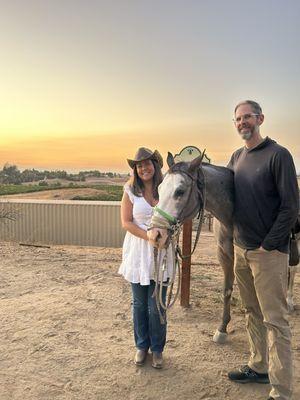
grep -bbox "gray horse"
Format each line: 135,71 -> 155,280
148,154 -> 234,343
148,153 -> 299,343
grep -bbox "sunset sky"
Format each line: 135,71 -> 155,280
1,0 -> 299,173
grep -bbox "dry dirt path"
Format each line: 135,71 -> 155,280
1,188 -> 106,200
0,233 -> 299,400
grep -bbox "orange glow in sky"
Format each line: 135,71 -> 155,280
1,2 -> 299,172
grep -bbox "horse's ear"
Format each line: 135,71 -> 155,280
188,149 -> 206,173
167,152 -> 175,168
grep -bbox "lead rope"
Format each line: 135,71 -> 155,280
177,205 -> 205,260
153,231 -> 182,324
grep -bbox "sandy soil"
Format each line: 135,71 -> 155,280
0,233 -> 299,400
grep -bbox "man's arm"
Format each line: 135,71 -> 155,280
261,149 -> 299,250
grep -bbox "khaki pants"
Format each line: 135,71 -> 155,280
234,245 -> 293,400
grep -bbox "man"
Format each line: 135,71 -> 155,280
227,100 -> 299,400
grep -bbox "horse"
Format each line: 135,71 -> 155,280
147,153 -> 299,343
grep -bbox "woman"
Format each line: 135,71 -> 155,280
119,147 -> 173,369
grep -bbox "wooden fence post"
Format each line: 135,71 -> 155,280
180,219 -> 192,307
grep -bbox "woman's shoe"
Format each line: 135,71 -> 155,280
134,349 -> 148,366
152,352 -> 163,369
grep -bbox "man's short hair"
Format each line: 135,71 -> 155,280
234,100 -> 262,115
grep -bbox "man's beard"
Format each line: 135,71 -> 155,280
240,130 -> 252,140
239,125 -> 258,141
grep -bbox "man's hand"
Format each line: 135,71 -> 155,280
258,246 -> 268,252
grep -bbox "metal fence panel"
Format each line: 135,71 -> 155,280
0,199 -> 125,248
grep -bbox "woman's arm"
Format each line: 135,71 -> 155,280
121,191 -> 148,241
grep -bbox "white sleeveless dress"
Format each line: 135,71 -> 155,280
118,184 -> 174,285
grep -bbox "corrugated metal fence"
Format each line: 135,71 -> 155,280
0,199 -> 125,248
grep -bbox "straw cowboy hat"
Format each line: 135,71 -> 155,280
127,147 -> 163,169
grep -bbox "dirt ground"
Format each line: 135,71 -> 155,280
0,233 -> 299,400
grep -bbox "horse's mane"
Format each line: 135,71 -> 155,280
168,162 -> 189,174
167,161 -> 233,178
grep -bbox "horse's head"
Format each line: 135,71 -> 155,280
147,152 -> 205,249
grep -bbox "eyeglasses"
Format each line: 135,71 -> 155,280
232,113 -> 260,123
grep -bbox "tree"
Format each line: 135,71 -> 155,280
21,169 -> 42,182
0,163 -> 22,184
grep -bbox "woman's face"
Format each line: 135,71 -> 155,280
136,159 -> 155,182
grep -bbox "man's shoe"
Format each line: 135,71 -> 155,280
228,365 -> 269,384
134,349 -> 147,366
152,352 -> 163,369
267,398 -> 274,400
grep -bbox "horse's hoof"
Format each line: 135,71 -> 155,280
213,330 -> 227,344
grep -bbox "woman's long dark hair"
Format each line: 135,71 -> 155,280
128,159 -> 163,199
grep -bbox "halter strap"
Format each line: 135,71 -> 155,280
153,206 -> 177,225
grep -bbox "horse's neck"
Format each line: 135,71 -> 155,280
202,165 -> 234,226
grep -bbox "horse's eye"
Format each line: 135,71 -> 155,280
174,188 -> 185,197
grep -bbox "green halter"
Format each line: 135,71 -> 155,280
153,206 -> 177,225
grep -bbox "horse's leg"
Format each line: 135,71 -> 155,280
287,237 -> 300,312
212,221 -> 234,344
287,266 -> 296,312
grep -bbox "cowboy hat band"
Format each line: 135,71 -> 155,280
127,147 -> 163,169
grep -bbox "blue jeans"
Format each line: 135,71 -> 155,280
131,280 -> 167,353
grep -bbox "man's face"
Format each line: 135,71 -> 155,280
234,104 -> 263,141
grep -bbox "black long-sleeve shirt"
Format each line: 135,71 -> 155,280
227,137 -> 299,253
